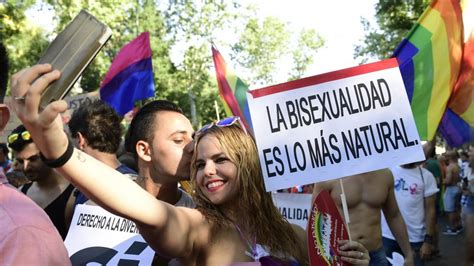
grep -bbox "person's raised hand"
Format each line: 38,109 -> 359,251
10,64 -> 69,159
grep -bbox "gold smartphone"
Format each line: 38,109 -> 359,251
38,10 -> 112,109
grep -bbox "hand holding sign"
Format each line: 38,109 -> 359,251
308,190 -> 370,266
308,190 -> 350,265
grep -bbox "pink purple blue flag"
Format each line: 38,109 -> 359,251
100,32 -> 155,116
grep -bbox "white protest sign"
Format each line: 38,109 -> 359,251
247,59 -> 425,191
65,205 -> 154,265
272,193 -> 312,229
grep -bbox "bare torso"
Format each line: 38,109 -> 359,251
141,216 -> 305,266
146,222 -> 267,266
313,169 -> 392,251
446,162 -> 460,185
192,228 -> 256,265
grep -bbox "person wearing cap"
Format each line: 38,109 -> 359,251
8,124 -> 75,239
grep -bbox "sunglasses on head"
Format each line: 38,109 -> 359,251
193,116 -> 247,140
8,131 -> 31,144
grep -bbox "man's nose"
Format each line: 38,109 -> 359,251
22,161 -> 29,171
184,140 -> 195,155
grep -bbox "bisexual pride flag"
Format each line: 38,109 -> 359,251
100,32 -> 155,116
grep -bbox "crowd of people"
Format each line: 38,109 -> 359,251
0,63 -> 472,266
286,142 -> 474,266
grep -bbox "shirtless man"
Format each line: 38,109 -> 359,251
8,124 -> 75,239
443,150 -> 462,234
313,169 -> 414,266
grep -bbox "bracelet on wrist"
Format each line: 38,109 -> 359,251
40,139 -> 74,168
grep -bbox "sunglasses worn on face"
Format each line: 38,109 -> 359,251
8,131 -> 31,144
193,116 -> 247,140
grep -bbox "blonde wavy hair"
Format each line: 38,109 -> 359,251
190,122 -> 306,264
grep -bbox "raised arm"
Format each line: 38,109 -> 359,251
10,64 -> 206,258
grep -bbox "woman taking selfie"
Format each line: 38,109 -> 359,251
10,64 -> 369,265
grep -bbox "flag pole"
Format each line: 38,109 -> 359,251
339,178 -> 352,241
214,100 -> 220,120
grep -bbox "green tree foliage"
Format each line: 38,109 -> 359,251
232,17 -> 290,85
0,0 -> 49,100
47,0 -> 174,94
6,1 -> 325,125
354,0 -> 429,63
289,28 -> 324,80
232,16 -> 324,85
161,0 -> 247,125
0,44 -> 7,102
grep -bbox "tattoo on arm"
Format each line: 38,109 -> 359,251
76,150 -> 86,163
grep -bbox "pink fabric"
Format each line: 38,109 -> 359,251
0,178 -> 71,265
100,32 -> 152,88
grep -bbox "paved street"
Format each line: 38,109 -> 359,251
427,216 -> 466,266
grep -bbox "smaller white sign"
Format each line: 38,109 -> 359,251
272,192 -> 312,229
65,205 -> 154,265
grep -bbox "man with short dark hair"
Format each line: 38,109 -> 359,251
124,100 -> 195,208
8,124 -> 75,239
125,100 -> 195,265
68,100 -> 137,206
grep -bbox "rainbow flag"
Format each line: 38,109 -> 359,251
211,45 -> 253,132
439,30 -> 474,146
393,0 -> 463,141
439,108 -> 473,146
100,32 -> 155,116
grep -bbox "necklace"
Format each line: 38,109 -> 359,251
234,223 -> 258,261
